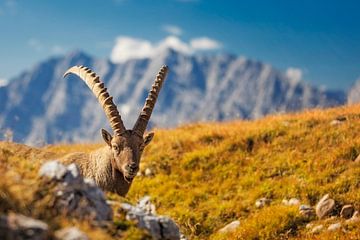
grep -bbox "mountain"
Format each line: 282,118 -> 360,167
0,49 -> 347,145
348,78 -> 360,104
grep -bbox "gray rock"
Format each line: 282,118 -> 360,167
311,225 -> 324,234
39,161 -> 67,180
38,160 -> 113,222
255,198 -> 271,208
0,213 -> 49,240
315,194 -> 335,219
327,222 -> 341,231
55,227 -> 89,240
340,204 -> 354,219
121,196 -> 181,240
218,220 -> 240,233
299,205 -> 315,217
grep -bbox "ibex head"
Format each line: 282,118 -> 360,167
64,65 -> 168,182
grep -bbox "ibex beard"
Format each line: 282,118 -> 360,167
61,65 -> 168,196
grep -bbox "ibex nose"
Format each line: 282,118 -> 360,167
127,163 -> 138,172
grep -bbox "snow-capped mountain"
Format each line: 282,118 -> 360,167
0,49 -> 347,144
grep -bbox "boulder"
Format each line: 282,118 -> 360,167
340,205 -> 354,219
37,161 -> 113,222
218,220 -> 240,234
0,213 -> 48,240
315,194 -> 335,219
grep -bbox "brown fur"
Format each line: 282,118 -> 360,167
60,65 -> 167,196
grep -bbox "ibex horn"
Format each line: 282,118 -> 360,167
64,65 -> 126,136
133,65 -> 169,136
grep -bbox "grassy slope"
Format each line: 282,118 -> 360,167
1,104 -> 360,239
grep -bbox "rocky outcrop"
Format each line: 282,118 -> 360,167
120,196 -> 182,240
37,160 -> 113,222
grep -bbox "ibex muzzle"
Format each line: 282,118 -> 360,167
62,65 -> 168,195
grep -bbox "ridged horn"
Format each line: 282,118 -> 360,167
63,65 -> 126,135
133,65 -> 169,136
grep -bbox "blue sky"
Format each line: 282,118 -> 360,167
0,0 -> 359,90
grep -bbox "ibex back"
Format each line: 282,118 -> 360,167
61,65 -> 168,196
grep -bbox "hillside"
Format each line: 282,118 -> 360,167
0,104 -> 360,239
0,49 -> 346,144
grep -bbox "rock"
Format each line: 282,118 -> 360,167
340,204 -> 354,219
138,196 -> 157,215
55,227 -> 89,240
218,220 -> 240,234
288,198 -> 300,206
346,211 -> 360,224
255,198 -> 271,208
282,199 -> 289,205
311,225 -> 324,234
327,222 -> 341,231
145,168 -> 154,177
315,194 -> 335,219
299,205 -> 315,217
330,116 -> 347,126
38,160 -> 113,222
330,120 -> 342,126
354,154 -> 360,163
0,213 -> 49,240
121,196 -> 181,240
39,160 -> 67,180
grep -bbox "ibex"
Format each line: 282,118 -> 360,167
61,65 -> 168,196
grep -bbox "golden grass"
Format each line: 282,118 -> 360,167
1,104 -> 360,239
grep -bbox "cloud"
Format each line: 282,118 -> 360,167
111,35 -> 222,63
162,25 -> 183,36
190,37 -> 222,50
110,37 -> 155,63
286,67 -> 303,82
0,78 -> 8,87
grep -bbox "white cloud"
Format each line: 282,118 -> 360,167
286,67 -> 303,82
190,37 -> 222,50
162,25 -> 183,36
158,36 -> 193,54
111,35 -> 222,63
110,37 -> 155,63
0,78 -> 8,87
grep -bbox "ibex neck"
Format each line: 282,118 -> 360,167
90,146 -> 133,196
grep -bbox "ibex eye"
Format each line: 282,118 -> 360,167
113,145 -> 119,152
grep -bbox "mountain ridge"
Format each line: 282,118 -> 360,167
0,49 -> 348,144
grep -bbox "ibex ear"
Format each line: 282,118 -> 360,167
144,132 -> 154,146
101,129 -> 113,147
